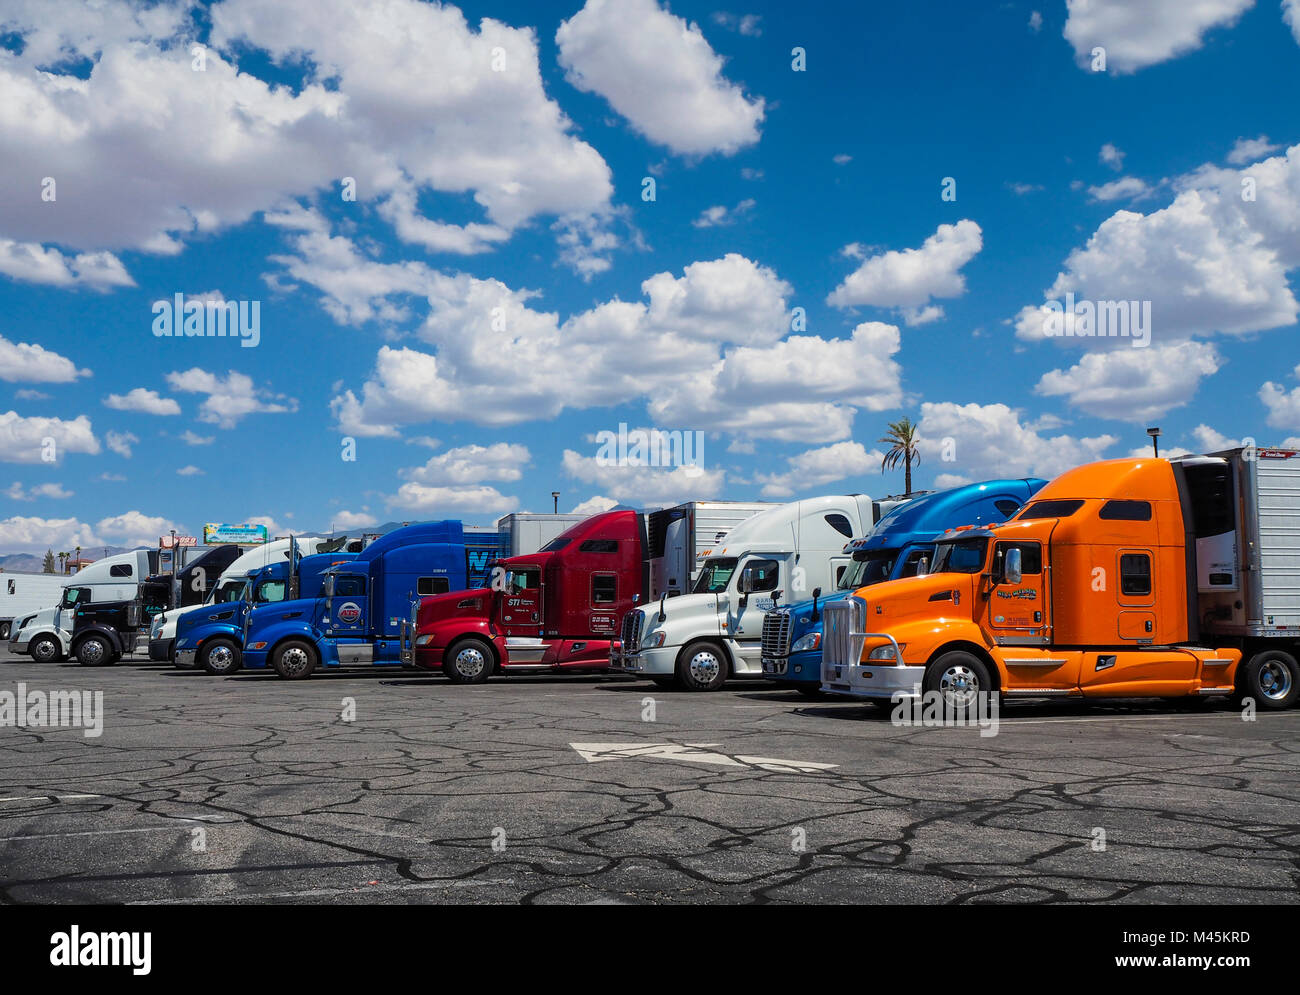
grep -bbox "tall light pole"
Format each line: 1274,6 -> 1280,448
1147,427 -> 1161,458
552,491 -> 560,514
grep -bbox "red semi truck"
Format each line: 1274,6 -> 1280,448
406,509 -> 649,682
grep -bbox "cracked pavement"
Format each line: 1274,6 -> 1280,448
1,649 -> 1298,905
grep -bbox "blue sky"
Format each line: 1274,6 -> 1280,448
1,0 -> 1299,553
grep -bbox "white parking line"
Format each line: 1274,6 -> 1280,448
0,793 -> 101,804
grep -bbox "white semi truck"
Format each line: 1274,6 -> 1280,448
0,571 -> 69,640
6,550 -> 157,662
613,495 -> 890,690
646,501 -> 777,599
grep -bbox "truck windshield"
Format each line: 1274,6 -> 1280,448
693,558 -> 738,593
840,551 -> 897,589
930,538 -> 989,574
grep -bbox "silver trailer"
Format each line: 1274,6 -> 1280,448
646,501 -> 777,599
495,513 -> 589,558
0,571 -> 67,640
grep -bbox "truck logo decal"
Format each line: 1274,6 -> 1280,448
337,602 -> 362,624
996,588 -> 1039,600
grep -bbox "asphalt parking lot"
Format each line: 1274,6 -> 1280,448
1,647 -> 1298,905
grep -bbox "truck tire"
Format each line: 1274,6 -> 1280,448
272,639 -> 318,680
1239,650 -> 1298,710
923,650 -> 992,713
443,637 -> 495,684
0,621 -> 9,640
675,641 -> 729,691
200,638 -> 242,676
75,634 -> 115,667
29,635 -> 61,663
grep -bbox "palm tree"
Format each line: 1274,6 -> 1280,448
878,417 -> 921,496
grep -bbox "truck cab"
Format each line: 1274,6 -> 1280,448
614,495 -> 877,690
66,578 -> 171,666
410,509 -> 648,682
761,479 -> 1045,695
819,454 -> 1297,711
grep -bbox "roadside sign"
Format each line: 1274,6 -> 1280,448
160,535 -> 198,548
203,523 -> 269,545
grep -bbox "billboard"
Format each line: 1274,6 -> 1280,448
203,523 -> 269,545
160,535 -> 198,548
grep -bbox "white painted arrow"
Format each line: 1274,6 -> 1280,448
570,742 -> 836,773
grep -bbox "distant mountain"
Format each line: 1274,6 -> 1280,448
0,545 -> 139,574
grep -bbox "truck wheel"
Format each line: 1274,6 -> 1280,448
75,635 -> 115,667
1239,650 -> 1298,710
30,635 -> 61,663
272,639 -> 318,680
676,641 -> 729,692
0,622 -> 9,640
924,651 -> 992,712
443,638 -> 494,684
200,638 -> 242,676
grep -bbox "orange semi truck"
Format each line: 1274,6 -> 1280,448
820,447 -> 1300,710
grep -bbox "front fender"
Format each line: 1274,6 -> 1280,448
861,618 -> 992,668
419,616 -> 496,652
73,624 -> 127,654
244,619 -> 318,668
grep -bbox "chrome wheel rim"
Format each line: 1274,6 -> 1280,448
208,644 -> 236,673
281,646 -> 310,676
80,640 -> 105,665
454,646 -> 486,679
32,639 -> 56,662
687,650 -> 721,685
1259,661 -> 1292,701
938,664 -> 979,708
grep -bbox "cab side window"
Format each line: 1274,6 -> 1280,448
109,564 -> 133,578
900,549 -> 932,577
1120,553 -> 1152,596
334,576 -> 366,598
257,580 -> 287,603
995,542 -> 1042,577
741,559 -> 779,592
592,574 -> 616,605
417,577 -> 450,596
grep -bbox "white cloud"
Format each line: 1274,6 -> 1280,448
1261,364 -> 1300,430
556,0 -> 764,156
1285,0 -> 1300,44
1007,182 -> 1044,196
756,441 -> 884,498
711,12 -> 762,36
104,387 -> 181,416
1063,0 -> 1253,73
0,411 -> 99,464
1034,341 -> 1223,421
165,368 -> 296,429
562,449 -> 725,504
569,495 -> 618,516
0,514 -> 99,554
691,198 -> 755,228
827,220 -> 983,313
14,389 -> 50,401
1099,143 -> 1125,170
0,0 -> 616,281
401,443 -> 530,486
105,430 -> 138,458
176,465 -> 203,476
1029,10 -> 1043,32
1228,135 -> 1283,164
1015,145 -> 1300,344
5,482 -> 73,501
1190,424 -> 1241,451
1086,176 -> 1152,202
0,335 -> 88,383
916,402 -> 1118,481
387,483 -> 518,517
96,510 -> 182,548
179,430 -> 214,446
331,510 -> 378,530
832,153 -> 853,165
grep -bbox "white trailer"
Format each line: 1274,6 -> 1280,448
495,513 -> 590,558
0,572 -> 67,640
646,501 -> 777,599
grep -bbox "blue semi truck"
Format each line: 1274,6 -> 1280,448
238,521 -> 497,679
759,478 -> 1046,695
173,548 -> 358,675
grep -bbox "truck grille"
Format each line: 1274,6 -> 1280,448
621,609 -> 644,651
761,608 -> 792,658
821,597 -> 867,678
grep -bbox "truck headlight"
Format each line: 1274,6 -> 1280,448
867,643 -> 906,662
649,631 -> 666,648
791,632 -> 821,653
150,616 -> 163,638
415,634 -> 433,647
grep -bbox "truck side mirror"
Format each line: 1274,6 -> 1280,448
916,556 -> 929,577
1005,548 -> 1022,585
738,571 -> 754,595
323,574 -> 335,598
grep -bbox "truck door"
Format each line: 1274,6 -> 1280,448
987,540 -> 1049,644
727,557 -> 780,670
328,574 -> 368,638
502,567 -> 543,637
